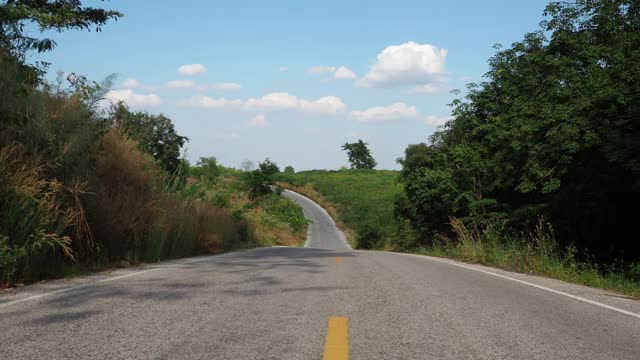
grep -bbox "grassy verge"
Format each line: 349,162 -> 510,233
184,175 -> 308,248
277,169 -> 402,249
279,170 -> 640,299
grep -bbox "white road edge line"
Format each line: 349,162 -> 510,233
395,252 -> 640,319
0,253 -> 236,310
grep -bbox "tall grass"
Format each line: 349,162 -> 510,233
0,54 -> 257,285
182,177 -> 308,248
0,144 -> 74,283
421,218 -> 640,298
88,128 -> 255,263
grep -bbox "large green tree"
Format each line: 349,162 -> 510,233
342,140 -> 377,169
110,102 -> 188,175
397,0 -> 640,261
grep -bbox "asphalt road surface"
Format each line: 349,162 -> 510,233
1,190 -> 639,359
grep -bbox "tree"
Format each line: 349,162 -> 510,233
190,156 -> 221,183
396,0 -> 640,261
284,166 -> 295,174
0,0 -> 122,82
109,102 -> 188,175
342,140 -> 377,169
244,158 -> 280,199
240,159 -> 255,172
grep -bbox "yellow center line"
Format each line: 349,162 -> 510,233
335,257 -> 342,264
323,316 -> 349,360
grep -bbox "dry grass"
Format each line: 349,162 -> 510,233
0,143 -> 76,284
90,128 -> 253,262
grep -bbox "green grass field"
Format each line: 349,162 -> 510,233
278,169 -> 403,249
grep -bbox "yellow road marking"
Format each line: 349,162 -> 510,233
323,316 -> 349,360
335,257 -> 342,264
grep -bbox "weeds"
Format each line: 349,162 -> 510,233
421,217 -> 640,299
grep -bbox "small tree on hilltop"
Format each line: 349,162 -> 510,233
245,158 -> 280,199
342,140 -> 377,169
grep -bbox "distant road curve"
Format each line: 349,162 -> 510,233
281,189 -> 351,250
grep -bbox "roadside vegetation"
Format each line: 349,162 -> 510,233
0,1 -> 305,286
277,169 -> 402,249
278,0 -> 640,298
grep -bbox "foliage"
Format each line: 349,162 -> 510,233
109,102 -> 188,176
396,0 -> 640,262
421,217 -> 640,298
0,0 -> 263,284
284,165 -> 295,174
189,156 -> 221,183
244,158 -> 280,199
182,176 -> 308,248
0,0 -> 122,82
341,139 -> 377,169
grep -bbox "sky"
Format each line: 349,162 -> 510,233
33,0 -> 552,170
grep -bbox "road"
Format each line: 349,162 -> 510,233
1,191 -> 639,359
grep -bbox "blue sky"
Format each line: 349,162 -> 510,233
34,0 -> 552,170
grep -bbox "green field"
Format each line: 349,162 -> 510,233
278,169 -> 405,249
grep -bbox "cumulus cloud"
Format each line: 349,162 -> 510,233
247,114 -> 267,127
104,89 -> 161,108
308,65 -> 336,74
334,66 -> 357,79
181,92 -> 345,114
167,79 -> 196,89
424,115 -> 452,126
359,42 -> 447,88
122,78 -> 140,88
412,83 -> 447,95
177,64 -> 206,75
350,103 -> 418,122
211,82 -> 242,90
181,95 -> 242,108
308,65 -> 357,80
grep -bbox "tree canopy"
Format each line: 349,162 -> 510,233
396,0 -> 640,262
342,140 -> 377,170
0,0 -> 122,81
110,102 -> 188,176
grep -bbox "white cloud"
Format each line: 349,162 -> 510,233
180,95 -> 242,108
308,65 -> 357,80
308,65 -> 336,74
167,79 -> 196,89
247,114 -> 267,127
104,89 -> 161,108
424,115 -> 452,126
177,64 -> 206,75
211,82 -> 242,90
412,83 -> 447,95
279,66 -> 289,72
181,92 -> 345,114
350,103 -> 418,122
359,42 -> 448,88
122,78 -> 140,88
334,66 -> 357,80
213,132 -> 240,140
